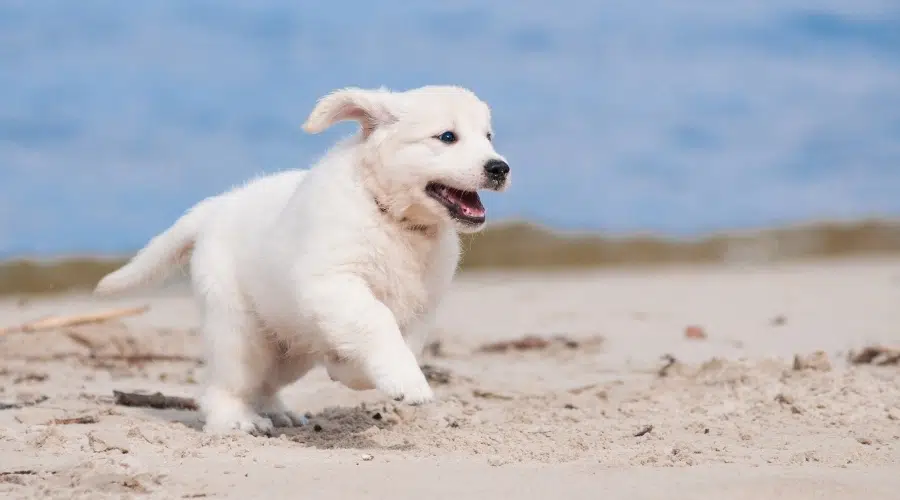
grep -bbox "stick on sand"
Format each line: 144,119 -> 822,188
849,346 -> 900,366
113,390 -> 199,411
0,306 -> 150,336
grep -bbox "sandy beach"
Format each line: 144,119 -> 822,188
1,257 -> 899,499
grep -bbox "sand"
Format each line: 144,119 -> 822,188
1,258 -> 899,499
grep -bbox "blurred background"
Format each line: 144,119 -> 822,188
2,0 -> 900,293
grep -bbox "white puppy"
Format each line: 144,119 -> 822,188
94,85 -> 510,435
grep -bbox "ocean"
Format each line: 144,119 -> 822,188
1,0 -> 899,256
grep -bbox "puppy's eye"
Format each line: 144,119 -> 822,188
486,132 -> 493,142
435,131 -> 458,144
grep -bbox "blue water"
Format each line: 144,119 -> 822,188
2,0 -> 900,256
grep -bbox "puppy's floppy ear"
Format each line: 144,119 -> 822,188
302,87 -> 396,137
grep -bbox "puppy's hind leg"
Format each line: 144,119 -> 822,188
257,349 -> 316,428
195,278 -> 278,436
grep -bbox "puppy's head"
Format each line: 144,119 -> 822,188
303,85 -> 509,233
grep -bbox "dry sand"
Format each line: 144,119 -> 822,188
1,258 -> 899,499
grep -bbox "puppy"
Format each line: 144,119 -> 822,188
94,85 -> 510,435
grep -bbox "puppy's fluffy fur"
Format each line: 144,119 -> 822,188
94,85 -> 510,435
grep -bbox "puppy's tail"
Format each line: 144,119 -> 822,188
94,196 -> 218,295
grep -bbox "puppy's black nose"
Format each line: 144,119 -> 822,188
483,159 -> 510,180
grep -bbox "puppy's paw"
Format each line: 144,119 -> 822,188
204,414 -> 275,437
395,387 -> 435,406
374,368 -> 434,406
258,394 -> 309,428
263,410 -> 309,428
202,388 -> 276,436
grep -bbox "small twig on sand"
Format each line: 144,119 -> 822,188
425,340 -> 444,358
567,383 -> 599,395
0,470 -> 37,477
12,372 -> 48,384
420,364 -> 452,385
657,354 -> 679,377
113,390 -> 198,411
849,346 -> 900,366
634,425 -> 654,437
477,334 -> 593,354
0,395 -> 48,411
64,330 -> 98,349
0,306 -> 150,336
472,389 -> 514,401
50,415 -> 98,425
7,353 -> 202,364
105,354 -> 202,364
478,335 -> 549,353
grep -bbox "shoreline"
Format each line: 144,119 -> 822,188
3,217 -> 900,297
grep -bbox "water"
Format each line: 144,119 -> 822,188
2,0 -> 899,256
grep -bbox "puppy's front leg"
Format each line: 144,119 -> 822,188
307,277 -> 434,405
403,308 -> 437,364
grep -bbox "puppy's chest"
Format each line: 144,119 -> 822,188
365,236 -> 454,327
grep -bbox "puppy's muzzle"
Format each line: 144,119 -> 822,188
483,159 -> 510,189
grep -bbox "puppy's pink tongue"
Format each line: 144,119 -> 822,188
457,190 -> 485,217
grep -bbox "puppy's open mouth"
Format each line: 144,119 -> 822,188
425,182 -> 485,225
